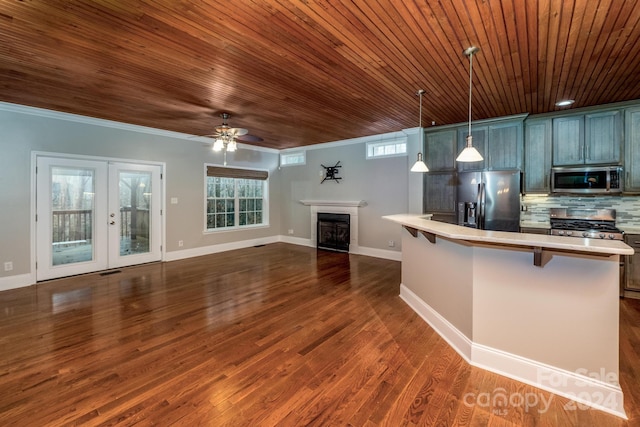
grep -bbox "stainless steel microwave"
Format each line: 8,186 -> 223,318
551,166 -> 623,194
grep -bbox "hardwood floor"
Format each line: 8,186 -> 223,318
0,242 -> 638,426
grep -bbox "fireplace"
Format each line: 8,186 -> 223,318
317,213 -> 350,252
300,200 -> 366,254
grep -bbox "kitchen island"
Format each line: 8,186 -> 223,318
383,214 -> 633,418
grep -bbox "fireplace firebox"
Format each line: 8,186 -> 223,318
317,213 -> 350,252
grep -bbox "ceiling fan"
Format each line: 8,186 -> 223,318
200,112 -> 263,165
202,112 -> 262,150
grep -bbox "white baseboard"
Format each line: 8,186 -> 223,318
472,343 -> 626,419
165,235 -> 281,261
399,283 -> 627,419
278,235 -> 314,247
400,284 -> 472,362
277,236 -> 401,261
3,236 -> 400,291
353,246 -> 402,261
0,273 -> 35,292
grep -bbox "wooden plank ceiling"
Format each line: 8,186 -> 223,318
1,0 -> 640,150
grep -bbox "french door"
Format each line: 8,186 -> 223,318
36,156 -> 162,281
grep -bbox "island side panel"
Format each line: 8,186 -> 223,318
401,230 -> 474,340
472,246 -> 620,379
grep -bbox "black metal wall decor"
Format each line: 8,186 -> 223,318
321,161 -> 342,183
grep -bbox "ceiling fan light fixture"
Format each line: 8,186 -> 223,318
213,139 -> 224,151
457,46 -> 484,163
226,140 -> 237,152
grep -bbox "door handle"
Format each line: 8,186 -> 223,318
110,221 -> 116,225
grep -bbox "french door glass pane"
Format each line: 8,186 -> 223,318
119,170 -> 151,256
51,167 -> 95,266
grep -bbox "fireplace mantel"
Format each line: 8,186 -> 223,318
300,200 -> 367,207
300,200 -> 365,252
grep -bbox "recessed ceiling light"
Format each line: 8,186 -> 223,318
555,99 -> 575,107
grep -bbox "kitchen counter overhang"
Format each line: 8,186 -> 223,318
384,214 -> 632,265
383,213 -> 631,419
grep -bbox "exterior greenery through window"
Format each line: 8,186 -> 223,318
205,166 -> 268,230
206,178 -> 264,229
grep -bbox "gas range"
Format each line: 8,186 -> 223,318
549,208 -> 624,240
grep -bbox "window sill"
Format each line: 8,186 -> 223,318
203,223 -> 270,235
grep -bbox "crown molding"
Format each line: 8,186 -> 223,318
281,127 -> 418,153
0,101 -> 279,154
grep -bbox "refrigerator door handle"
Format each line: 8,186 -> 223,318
479,182 -> 486,229
476,183 -> 483,228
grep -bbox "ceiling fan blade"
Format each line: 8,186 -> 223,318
237,134 -> 263,143
230,128 -> 249,136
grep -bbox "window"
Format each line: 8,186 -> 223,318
205,166 -> 268,231
366,138 -> 408,159
280,150 -> 306,166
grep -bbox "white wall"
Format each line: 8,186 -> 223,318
278,129 -> 423,252
0,102 -> 423,287
0,103 -> 280,283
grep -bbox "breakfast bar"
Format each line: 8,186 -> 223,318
383,214 -> 633,418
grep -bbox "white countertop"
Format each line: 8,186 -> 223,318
383,214 -> 633,256
519,221 -> 550,229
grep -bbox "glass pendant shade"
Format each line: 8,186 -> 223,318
456,46 -> 484,163
456,135 -> 484,162
410,152 -> 429,172
213,139 -> 224,151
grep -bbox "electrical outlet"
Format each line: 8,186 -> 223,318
178,240 -> 184,247
288,229 -> 294,235
4,261 -> 13,271
388,240 -> 395,247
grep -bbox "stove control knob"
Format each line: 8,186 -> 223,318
558,231 -> 564,236
582,232 -> 589,237
599,233 -> 606,239
609,234 -> 615,239
566,231 -> 573,236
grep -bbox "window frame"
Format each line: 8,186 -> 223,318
280,150 -> 306,167
365,137 -> 408,159
204,165 -> 269,233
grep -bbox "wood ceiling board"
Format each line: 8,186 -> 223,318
1,0 -> 640,149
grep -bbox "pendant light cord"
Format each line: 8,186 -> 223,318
417,89 -> 425,128
468,51 -> 473,139
419,91 -> 422,128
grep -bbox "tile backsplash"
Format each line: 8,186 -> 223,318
521,194 -> 640,230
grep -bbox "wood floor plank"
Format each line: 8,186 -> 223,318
0,243 -> 638,425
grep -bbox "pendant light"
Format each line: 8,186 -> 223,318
456,46 -> 484,162
410,89 -> 429,172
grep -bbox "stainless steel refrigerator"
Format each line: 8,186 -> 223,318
457,170 -> 521,232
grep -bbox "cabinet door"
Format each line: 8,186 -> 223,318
457,126 -> 487,171
488,121 -> 523,170
585,110 -> 622,164
524,119 -> 552,193
552,116 -> 584,165
423,172 -> 456,214
625,107 -> 640,192
425,129 -> 456,171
